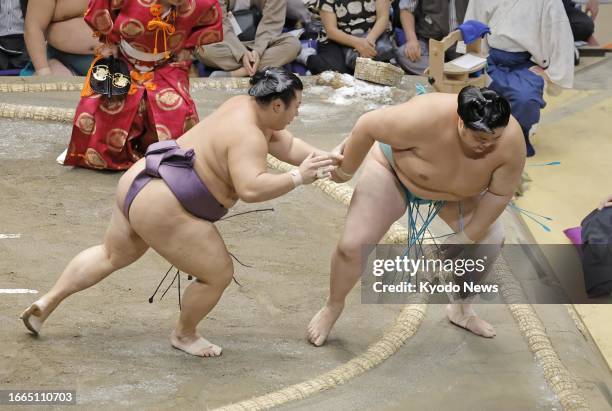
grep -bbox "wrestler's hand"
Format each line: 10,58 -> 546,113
598,194 -> 612,210
330,166 -> 353,184
298,152 -> 335,184
326,151 -> 344,166
439,231 -> 475,260
332,138 -> 347,157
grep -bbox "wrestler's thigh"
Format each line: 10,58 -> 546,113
103,205 -> 149,267
340,154 -> 408,248
148,218 -> 232,285
129,188 -> 233,285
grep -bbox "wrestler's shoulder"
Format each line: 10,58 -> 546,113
393,92 -> 454,114
225,122 -> 266,147
501,117 -> 524,146
382,93 -> 451,126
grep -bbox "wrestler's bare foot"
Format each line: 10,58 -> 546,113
20,298 -> 52,336
170,330 -> 222,357
307,302 -> 344,346
446,304 -> 496,338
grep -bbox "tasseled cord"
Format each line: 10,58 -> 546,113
147,4 -> 176,59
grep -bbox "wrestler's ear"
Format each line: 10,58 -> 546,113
272,99 -> 283,114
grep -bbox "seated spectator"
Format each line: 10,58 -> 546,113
563,0 -> 598,44
466,0 -> 574,157
394,0 -> 469,75
303,0 -> 394,75
0,0 -> 29,71
196,0 -> 300,77
24,0 -> 100,76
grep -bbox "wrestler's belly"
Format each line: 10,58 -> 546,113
194,166 -> 239,209
372,145 -> 486,201
47,18 -> 99,55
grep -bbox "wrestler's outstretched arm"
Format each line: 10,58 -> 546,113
269,129 -> 342,166
228,129 -> 334,203
461,143 -> 526,242
332,101 -> 421,181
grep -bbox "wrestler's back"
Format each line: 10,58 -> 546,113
381,93 -> 523,201
178,96 -> 258,209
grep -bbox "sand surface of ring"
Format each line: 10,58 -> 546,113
0,79 -> 610,410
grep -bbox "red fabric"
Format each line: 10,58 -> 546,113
66,0 -> 222,170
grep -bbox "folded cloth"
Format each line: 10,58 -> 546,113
458,20 -> 491,45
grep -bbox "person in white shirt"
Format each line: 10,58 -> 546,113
464,0 -> 574,157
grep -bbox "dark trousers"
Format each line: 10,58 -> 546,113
307,41 -> 351,74
564,1 -> 595,41
307,35 -> 395,75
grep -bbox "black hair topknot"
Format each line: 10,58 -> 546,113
248,67 -> 303,107
457,86 -> 511,133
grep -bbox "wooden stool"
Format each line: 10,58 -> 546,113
427,30 -> 489,93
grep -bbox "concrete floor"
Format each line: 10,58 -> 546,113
0,76 -> 610,410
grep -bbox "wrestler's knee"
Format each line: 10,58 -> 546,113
335,238 -> 362,263
106,243 -> 142,269
198,257 -> 233,289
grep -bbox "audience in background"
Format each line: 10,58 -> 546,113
0,0 -> 29,71
196,0 -> 300,77
24,0 -> 99,76
303,0 -> 393,75
563,0 -> 599,44
465,0 -> 574,157
394,0 -> 468,75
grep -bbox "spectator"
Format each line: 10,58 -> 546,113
0,0 -> 29,71
563,0 -> 598,44
465,0 -> 574,157
24,0 -> 100,76
304,0 -> 393,75
196,0 -> 301,77
394,0 -> 469,75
